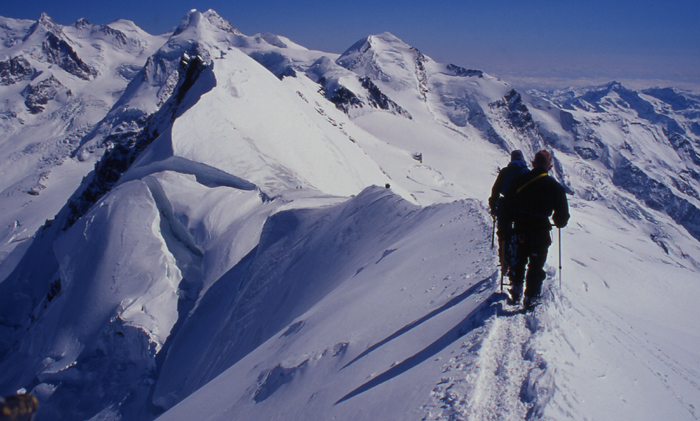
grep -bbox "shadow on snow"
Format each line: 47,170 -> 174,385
336,273 -> 516,405
341,275 -> 494,371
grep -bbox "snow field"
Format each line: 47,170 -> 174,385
533,196 -> 700,420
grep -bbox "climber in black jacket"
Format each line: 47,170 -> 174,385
502,150 -> 569,310
489,150 -> 529,271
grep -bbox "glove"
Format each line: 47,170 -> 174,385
488,198 -> 497,216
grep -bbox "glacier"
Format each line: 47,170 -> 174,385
0,8 -> 699,421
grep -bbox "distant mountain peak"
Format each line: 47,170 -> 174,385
24,12 -> 62,41
606,81 -> 623,91
336,31 -> 429,90
14,13 -> 99,81
74,17 -> 91,29
37,12 -> 58,29
368,32 -> 404,44
173,9 -> 242,37
338,32 -> 412,66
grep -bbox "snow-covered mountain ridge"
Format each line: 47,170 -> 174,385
0,12 -> 168,269
1,9 -> 699,421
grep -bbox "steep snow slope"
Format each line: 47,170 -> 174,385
155,188 -> 500,421
537,202 -> 700,421
0,8 -> 699,421
143,48 -> 392,196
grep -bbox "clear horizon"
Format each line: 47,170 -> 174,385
4,0 -> 699,92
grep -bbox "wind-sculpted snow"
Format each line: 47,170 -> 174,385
153,188 -> 507,421
65,52 -> 216,228
0,182 -> 505,421
0,181 -> 183,420
121,156 -> 258,191
152,187 -> 434,409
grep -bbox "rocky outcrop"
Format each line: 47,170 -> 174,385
42,32 -> 98,80
444,64 -> 483,77
0,56 -> 35,86
22,75 -> 69,114
360,76 -> 411,118
491,90 -> 537,132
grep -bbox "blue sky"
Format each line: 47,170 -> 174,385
4,0 -> 699,90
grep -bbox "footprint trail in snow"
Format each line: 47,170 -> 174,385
423,302 -> 552,420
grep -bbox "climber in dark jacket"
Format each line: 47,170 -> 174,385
502,150 -> 569,310
489,150 -> 529,269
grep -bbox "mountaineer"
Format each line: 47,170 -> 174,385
489,150 -> 529,281
502,150 -> 569,311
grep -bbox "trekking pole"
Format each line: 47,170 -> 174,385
499,238 -> 505,292
491,216 -> 495,249
500,264 -> 504,292
558,228 -> 562,289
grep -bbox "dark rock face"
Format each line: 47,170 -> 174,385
691,122 -> 700,137
412,47 -> 429,101
503,90 -> 536,131
360,77 -> 411,118
613,158 -> 700,242
95,24 -> 129,49
574,146 -> 600,160
42,32 -> 98,80
320,76 -> 410,118
488,89 -> 540,148
0,57 -> 36,86
22,75 -> 67,114
445,64 -> 483,78
667,129 -> 700,167
328,84 -> 363,113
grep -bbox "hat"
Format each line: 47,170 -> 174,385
510,150 -> 524,162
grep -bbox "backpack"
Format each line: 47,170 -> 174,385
495,160 -> 528,219
502,160 -> 528,194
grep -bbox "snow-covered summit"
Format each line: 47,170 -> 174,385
174,9 -> 243,38
337,32 -> 415,83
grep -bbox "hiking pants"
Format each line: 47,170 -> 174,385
509,230 -> 551,298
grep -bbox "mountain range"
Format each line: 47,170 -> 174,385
1,9 -> 699,421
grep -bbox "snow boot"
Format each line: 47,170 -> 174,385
523,295 -> 541,312
507,284 -> 522,306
